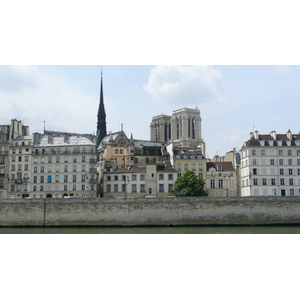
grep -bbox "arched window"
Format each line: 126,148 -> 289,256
115,149 -> 118,154
192,118 -> 196,139
120,149 -> 123,154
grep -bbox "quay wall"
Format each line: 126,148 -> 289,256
1,197 -> 300,226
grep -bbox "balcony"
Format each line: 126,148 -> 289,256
89,158 -> 97,164
89,168 -> 97,173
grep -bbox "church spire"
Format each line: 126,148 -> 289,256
96,69 -> 107,147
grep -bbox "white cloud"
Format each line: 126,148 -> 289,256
0,66 -> 97,134
143,65 -> 225,107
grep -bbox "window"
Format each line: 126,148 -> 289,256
168,184 -> 173,192
56,157 -> 60,163
40,176 -> 44,183
64,175 -> 68,183
261,150 -> 266,156
253,168 -> 257,175
73,185 -> 76,191
107,176 -> 111,181
132,175 -> 136,181
73,156 -> 77,163
289,178 -> 294,185
279,150 -> 283,156
73,165 -> 77,172
192,164 -> 196,171
33,176 -> 37,183
280,169 -> 284,175
40,186 -> 44,191
41,157 -> 45,163
280,178 -> 285,185
25,156 -> 28,161
64,156 -> 68,163
25,164 -> 28,171
64,166 -> 68,172
184,164 -> 188,171
64,185 -> 67,191
210,180 -> 215,188
252,150 -> 256,155
288,149 -> 292,156
252,159 -> 257,165
198,164 -> 203,171
82,156 -> 86,162
253,178 -> 258,185
177,164 -> 181,171
107,185 -> 111,192
159,184 -> 164,192
290,189 -> 294,196
289,169 -> 293,175
115,149 -> 118,154
270,159 -> 275,165
140,184 -> 145,192
73,175 -> 76,182
159,174 -> 164,180
140,174 -> 145,181
114,184 -> 118,192
33,166 -> 37,173
288,159 -> 293,165
219,180 -> 223,188
47,176 -> 52,183
271,178 -> 276,185
132,184 -> 137,193
56,175 -> 59,183
168,174 -> 173,180
82,165 -> 86,172
18,156 -> 22,162
82,185 -> 86,191
82,175 -> 86,182
262,178 -> 267,185
279,159 -> 283,165
12,156 -> 15,162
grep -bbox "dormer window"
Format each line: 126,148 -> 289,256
277,141 -> 282,146
259,141 -> 265,146
287,141 -> 291,146
269,141 -> 274,146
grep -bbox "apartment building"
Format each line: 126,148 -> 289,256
206,162 -> 236,197
29,133 -> 97,198
240,130 -> 300,197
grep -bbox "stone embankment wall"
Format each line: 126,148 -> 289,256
1,197 -> 300,226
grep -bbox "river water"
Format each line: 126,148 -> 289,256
1,225 -> 300,234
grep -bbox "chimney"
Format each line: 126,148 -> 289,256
253,131 -> 259,139
287,129 -> 292,140
249,132 -> 254,139
270,130 -> 276,140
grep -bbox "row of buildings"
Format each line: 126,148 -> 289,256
1,73 -> 299,199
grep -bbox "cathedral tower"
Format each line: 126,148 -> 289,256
96,71 -> 107,147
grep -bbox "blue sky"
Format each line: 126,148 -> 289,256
1,65 -> 300,158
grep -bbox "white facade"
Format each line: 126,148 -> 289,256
240,130 -> 300,197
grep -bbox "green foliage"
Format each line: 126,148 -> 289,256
171,170 -> 208,197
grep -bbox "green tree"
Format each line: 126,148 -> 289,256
171,170 -> 208,197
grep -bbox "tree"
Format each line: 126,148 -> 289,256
171,170 -> 208,197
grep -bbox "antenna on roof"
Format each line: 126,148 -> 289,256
44,120 -> 46,134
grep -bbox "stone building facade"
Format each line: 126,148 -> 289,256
240,130 -> 300,197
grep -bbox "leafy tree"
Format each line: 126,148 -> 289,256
171,170 -> 208,197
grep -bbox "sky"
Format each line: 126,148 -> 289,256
1,65 -> 300,158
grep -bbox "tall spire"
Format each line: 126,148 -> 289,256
96,68 -> 107,147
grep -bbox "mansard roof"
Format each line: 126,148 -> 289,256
206,162 -> 235,172
241,131 -> 300,149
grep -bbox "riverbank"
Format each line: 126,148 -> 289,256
1,196 -> 300,227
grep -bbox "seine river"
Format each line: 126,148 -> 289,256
1,225 -> 300,234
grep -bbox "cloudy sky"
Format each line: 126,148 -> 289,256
1,65 -> 300,158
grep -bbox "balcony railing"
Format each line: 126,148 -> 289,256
89,168 -> 97,173
32,149 -> 96,155
89,158 -> 97,164
89,178 -> 98,183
